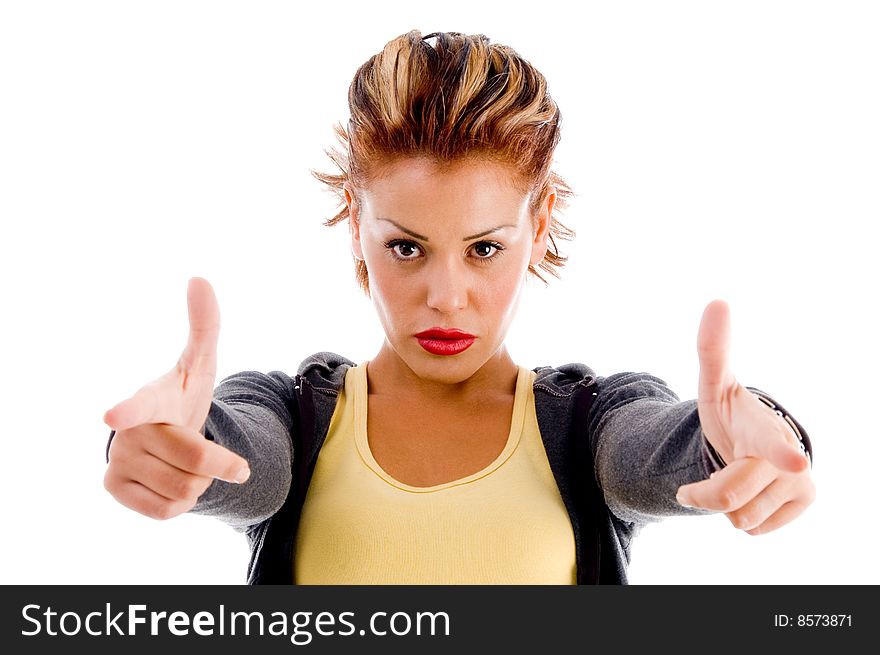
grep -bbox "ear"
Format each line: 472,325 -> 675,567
529,188 -> 556,266
344,182 -> 364,261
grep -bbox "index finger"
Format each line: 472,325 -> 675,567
676,457 -> 776,511
143,423 -> 251,484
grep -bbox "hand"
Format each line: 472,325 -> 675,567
103,278 -> 250,520
675,300 -> 815,535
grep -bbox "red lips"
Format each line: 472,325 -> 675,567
414,328 -> 476,340
414,327 -> 476,356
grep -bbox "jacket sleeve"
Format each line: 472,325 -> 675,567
586,371 -> 723,525
185,370 -> 296,532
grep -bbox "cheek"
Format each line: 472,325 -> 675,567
367,261 -> 414,320
479,260 -> 526,314
499,279 -> 524,316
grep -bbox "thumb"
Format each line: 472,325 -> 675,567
178,277 -> 221,379
103,278 -> 221,432
103,383 -> 163,431
763,422 -> 811,473
769,439 -> 811,473
697,299 -> 735,404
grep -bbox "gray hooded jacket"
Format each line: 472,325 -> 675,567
106,351 -> 809,583
184,352 -> 736,584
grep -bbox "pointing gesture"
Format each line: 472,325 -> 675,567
103,278 -> 250,521
676,300 -> 815,535
104,277 -> 221,432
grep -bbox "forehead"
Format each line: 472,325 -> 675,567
359,157 -> 530,213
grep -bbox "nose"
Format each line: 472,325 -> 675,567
425,257 -> 469,314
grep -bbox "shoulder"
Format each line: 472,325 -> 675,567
213,352 -> 356,401
531,362 -> 599,397
296,351 -> 358,392
532,363 -> 680,407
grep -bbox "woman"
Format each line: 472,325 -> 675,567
102,30 -> 815,584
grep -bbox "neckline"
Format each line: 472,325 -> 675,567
352,361 -> 531,493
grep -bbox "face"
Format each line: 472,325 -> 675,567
345,157 -> 555,388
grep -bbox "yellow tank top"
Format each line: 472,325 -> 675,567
293,362 -> 577,584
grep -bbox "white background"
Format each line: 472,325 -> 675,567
1,0 -> 877,585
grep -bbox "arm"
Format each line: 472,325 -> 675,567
587,371 -> 720,525
591,300 -> 815,535
185,370 -> 296,532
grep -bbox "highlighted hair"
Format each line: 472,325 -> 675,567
311,30 -> 576,295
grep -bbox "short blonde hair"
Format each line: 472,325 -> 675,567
311,30 -> 576,296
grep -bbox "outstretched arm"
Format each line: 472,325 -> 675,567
588,301 -> 814,534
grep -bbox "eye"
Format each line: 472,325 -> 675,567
472,241 -> 500,259
383,238 -> 505,264
384,239 -> 423,261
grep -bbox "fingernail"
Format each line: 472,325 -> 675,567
676,491 -> 694,508
232,466 -> 251,484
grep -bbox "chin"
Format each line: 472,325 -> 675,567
402,346 -> 487,384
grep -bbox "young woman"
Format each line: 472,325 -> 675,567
102,30 -> 815,584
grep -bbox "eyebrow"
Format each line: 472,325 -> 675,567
376,218 -> 517,241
